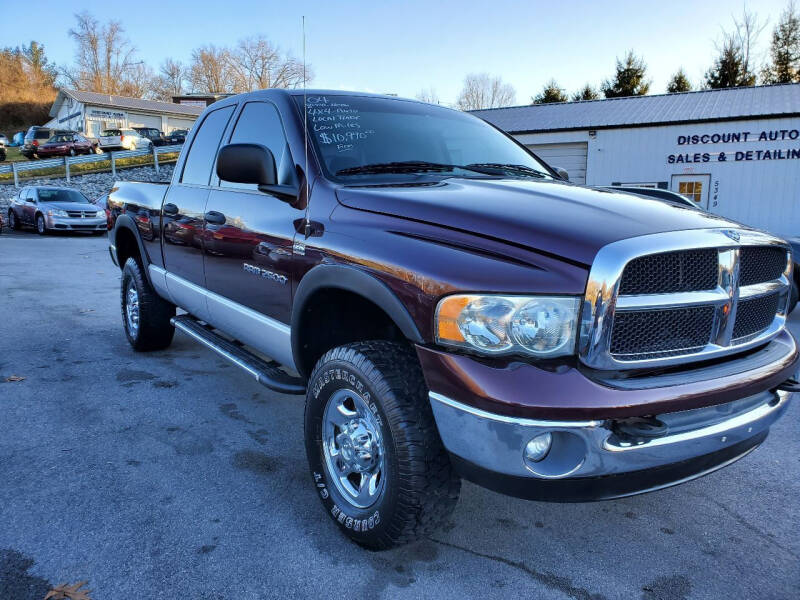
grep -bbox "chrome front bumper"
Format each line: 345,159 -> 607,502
430,389 -> 791,487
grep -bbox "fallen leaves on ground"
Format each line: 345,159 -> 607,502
44,581 -> 92,600
4,375 -> 25,382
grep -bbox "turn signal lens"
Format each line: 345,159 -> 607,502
435,294 -> 580,358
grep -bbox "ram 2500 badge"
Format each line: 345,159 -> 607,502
107,90 -> 798,549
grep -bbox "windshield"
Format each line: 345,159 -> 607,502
37,189 -> 89,203
295,95 -> 553,183
101,129 -> 121,136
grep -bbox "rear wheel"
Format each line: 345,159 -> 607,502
121,257 -> 176,351
305,341 -> 460,550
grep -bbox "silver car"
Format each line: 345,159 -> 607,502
7,186 -> 107,235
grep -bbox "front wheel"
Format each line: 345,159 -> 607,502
8,211 -> 20,230
121,258 -> 176,351
36,214 -> 47,235
305,341 -> 460,550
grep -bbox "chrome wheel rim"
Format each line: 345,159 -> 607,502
37,216 -> 44,233
125,282 -> 140,335
322,388 -> 385,509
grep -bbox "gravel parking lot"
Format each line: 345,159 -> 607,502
1,231 -> 798,600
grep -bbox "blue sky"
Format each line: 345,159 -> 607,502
5,0 -> 791,104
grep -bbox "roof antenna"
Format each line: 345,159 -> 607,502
302,15 -> 311,237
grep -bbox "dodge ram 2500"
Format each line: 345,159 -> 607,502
108,89 -> 798,550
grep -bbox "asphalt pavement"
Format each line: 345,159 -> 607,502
0,230 -> 798,600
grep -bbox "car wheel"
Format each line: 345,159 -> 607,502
305,341 -> 460,550
36,213 -> 48,235
95,146 -> 104,154
69,148 -> 76,157
121,258 -> 176,351
9,211 -> 21,230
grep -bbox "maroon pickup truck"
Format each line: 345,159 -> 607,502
107,90 -> 798,550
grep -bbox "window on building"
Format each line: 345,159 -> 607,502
678,180 -> 703,204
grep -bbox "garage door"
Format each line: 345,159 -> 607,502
526,142 -> 588,185
167,117 -> 197,133
127,113 -> 163,130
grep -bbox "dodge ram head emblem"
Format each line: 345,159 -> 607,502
722,229 -> 741,242
243,263 -> 288,284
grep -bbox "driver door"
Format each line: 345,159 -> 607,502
23,189 -> 38,225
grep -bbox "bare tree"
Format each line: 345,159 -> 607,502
120,62 -> 155,98
65,12 -> 141,95
455,73 -> 516,110
229,35 -> 308,91
152,58 -> 188,101
731,6 -> 767,82
415,87 -> 440,104
190,45 -> 235,93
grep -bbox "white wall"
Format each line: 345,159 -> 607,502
515,118 -> 800,238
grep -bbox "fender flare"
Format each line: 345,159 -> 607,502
112,214 -> 154,286
291,264 -> 424,373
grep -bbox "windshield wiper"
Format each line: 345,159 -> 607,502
465,163 -> 551,178
336,161 -> 465,176
336,160 -> 552,179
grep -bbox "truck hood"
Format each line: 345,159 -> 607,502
336,178 -> 741,266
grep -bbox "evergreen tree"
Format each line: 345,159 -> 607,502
571,84 -> 599,101
705,36 -> 756,88
762,0 -> 800,83
667,68 -> 692,93
532,79 -> 568,104
601,51 -> 651,98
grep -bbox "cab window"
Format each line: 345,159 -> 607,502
218,101 -> 295,190
181,106 -> 235,186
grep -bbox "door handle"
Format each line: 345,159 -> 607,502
163,202 -> 179,216
204,210 -> 226,225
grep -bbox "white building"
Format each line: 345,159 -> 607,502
473,83 -> 800,238
46,89 -> 204,138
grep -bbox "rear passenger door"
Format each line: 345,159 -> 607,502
203,100 -> 300,331
161,105 -> 234,321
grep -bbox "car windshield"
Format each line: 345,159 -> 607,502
101,129 -> 121,136
295,95 -> 554,183
37,189 -> 89,203
173,130 -> 187,135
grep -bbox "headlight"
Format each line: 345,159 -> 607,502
48,209 -> 69,217
435,294 -> 580,358
96,210 -> 106,218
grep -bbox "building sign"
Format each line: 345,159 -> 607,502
667,128 -> 800,164
87,108 -> 126,121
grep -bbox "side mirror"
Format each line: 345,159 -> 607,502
555,167 -> 569,181
216,143 -> 299,203
217,143 -> 277,186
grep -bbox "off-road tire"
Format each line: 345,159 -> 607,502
121,257 -> 175,351
8,211 -> 20,230
305,341 -> 460,550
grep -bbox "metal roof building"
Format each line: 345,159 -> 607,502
46,89 -> 204,138
471,84 -> 800,238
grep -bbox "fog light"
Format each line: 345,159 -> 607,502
524,433 -> 553,464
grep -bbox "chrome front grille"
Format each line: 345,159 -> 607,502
66,210 -> 93,218
579,229 -> 792,370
